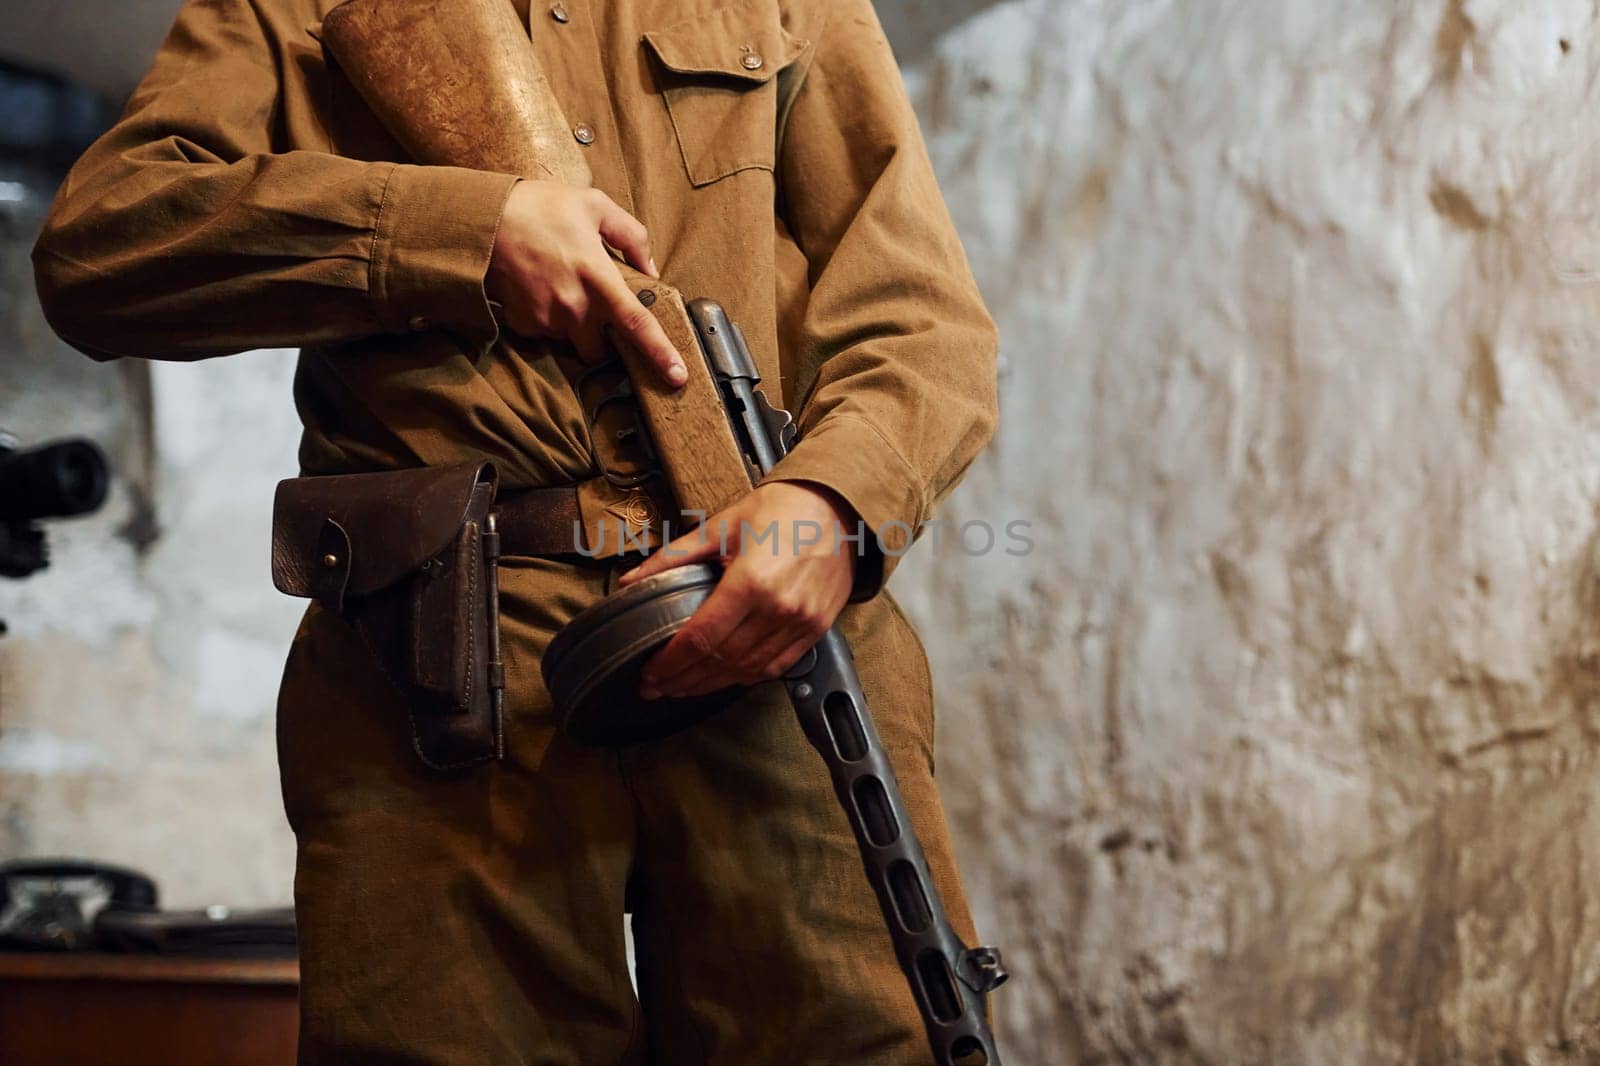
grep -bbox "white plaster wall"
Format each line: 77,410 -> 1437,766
891,0 -> 1600,1061
0,222 -> 303,907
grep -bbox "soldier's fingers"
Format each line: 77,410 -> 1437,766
654,639 -> 754,699
735,624 -> 810,684
671,616 -> 780,696
590,193 -> 658,278
691,614 -> 784,688
639,583 -> 749,696
671,641 -> 781,697
597,271 -> 687,387
755,635 -> 819,688
620,519 -> 721,585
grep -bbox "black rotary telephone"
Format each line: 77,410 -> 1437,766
0,859 -> 158,951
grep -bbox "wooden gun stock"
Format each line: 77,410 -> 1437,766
321,0 -> 754,517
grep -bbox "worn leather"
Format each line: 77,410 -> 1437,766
271,462 -> 495,601
271,461 -> 505,770
493,479 -> 676,559
494,484 -> 584,557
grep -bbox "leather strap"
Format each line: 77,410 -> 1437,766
494,486 -> 585,558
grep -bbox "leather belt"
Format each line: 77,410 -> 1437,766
493,486 -> 586,558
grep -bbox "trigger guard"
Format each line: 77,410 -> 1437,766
578,359 -> 659,489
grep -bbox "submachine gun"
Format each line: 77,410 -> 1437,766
319,1 -> 1008,1059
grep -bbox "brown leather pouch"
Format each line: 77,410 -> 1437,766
270,461 -> 504,770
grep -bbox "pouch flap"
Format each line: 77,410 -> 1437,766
642,2 -> 807,83
272,462 -> 496,600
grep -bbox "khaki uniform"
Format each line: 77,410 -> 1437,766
34,0 -> 999,1061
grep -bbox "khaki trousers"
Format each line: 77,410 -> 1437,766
276,555 -> 979,1065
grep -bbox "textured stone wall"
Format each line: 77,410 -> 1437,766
0,221 -> 304,907
890,0 -> 1600,1062
7,0 -> 1600,1062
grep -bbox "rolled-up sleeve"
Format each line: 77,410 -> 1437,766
761,0 -> 999,596
31,0 -> 518,363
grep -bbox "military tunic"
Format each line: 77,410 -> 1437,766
33,0 -> 1000,1060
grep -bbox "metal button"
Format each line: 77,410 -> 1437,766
407,314 -> 429,331
549,2 -> 569,22
740,51 -> 763,71
322,553 -> 339,568
573,123 -> 595,146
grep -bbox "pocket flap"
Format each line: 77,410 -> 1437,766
643,2 -> 807,83
271,461 -> 496,600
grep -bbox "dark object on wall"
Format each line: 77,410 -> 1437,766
0,59 -> 118,235
0,60 -> 116,172
0,433 -> 110,578
0,859 -> 158,951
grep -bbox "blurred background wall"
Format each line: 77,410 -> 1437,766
0,66 -> 305,910
7,0 -> 1600,1062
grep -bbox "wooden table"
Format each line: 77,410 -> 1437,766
0,952 -> 298,1065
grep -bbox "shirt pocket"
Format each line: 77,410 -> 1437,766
642,1 -> 809,187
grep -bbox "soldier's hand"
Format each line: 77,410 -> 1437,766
486,180 -> 686,385
620,482 -> 859,699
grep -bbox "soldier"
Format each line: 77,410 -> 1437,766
32,0 -> 999,1061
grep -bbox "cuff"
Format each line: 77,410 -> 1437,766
760,413 -> 925,600
369,164 -> 521,352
